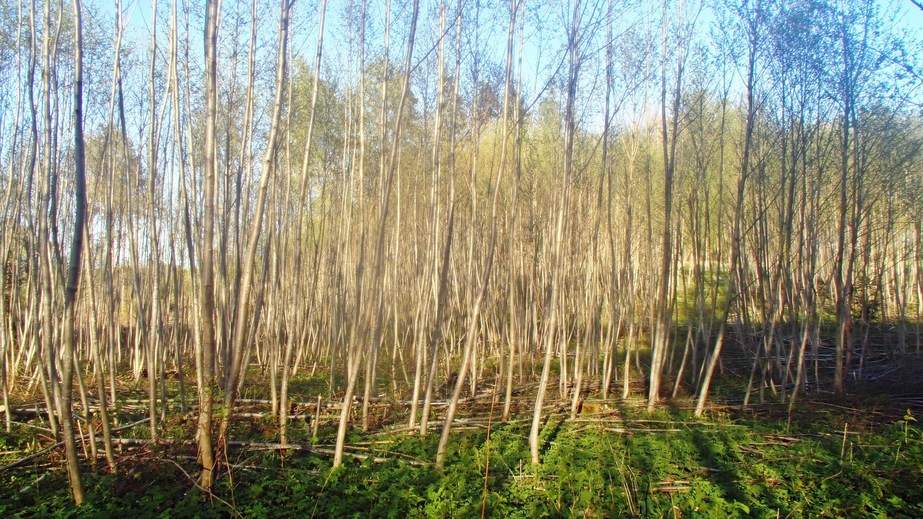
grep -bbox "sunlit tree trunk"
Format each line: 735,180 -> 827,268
280,0 -> 328,446
696,0 -> 760,417
530,0 -> 579,465
220,0 -> 292,446
649,0 -> 685,412
334,0 -> 419,468
197,0 -> 220,491
59,0 -> 87,503
433,0 -> 517,470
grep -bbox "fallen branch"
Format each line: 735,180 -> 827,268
0,417 -> 151,472
18,472 -> 49,494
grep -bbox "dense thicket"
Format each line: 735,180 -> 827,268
0,0 -> 921,503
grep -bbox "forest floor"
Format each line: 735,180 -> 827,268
1,354 -> 922,518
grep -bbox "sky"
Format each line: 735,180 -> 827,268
96,0 -> 923,120
10,0 -> 915,143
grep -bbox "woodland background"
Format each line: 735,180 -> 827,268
0,0 -> 922,513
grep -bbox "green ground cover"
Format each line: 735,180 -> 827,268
2,398 -> 920,518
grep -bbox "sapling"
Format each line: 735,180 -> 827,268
902,408 -> 916,444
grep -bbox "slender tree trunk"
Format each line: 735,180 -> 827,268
530,0 -> 579,465
334,0 -> 419,468
220,0 -> 292,446
197,0 -> 220,491
280,0 -> 327,445
649,0 -> 684,411
695,7 -> 758,416
60,0 -> 87,503
433,0 -> 516,468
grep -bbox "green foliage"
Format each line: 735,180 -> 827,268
2,405 -> 922,517
285,374 -> 330,398
899,409 -> 918,444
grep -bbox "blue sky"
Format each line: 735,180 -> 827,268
85,0 -> 923,129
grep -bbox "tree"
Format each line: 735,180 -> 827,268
197,0 -> 220,491
695,0 -> 764,417
59,0 -> 87,504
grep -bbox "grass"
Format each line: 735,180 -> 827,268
2,393 -> 921,518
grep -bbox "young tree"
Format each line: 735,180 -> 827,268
197,0 -> 220,491
220,0 -> 293,446
530,0 -> 581,465
60,0 -> 87,504
696,0 -> 763,416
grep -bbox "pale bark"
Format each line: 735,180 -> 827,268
198,0 -> 220,491
530,0 -> 579,465
221,0 -> 293,445
60,0 -> 87,503
334,0 -> 419,468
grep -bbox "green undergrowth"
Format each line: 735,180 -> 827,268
1,404 -> 921,518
